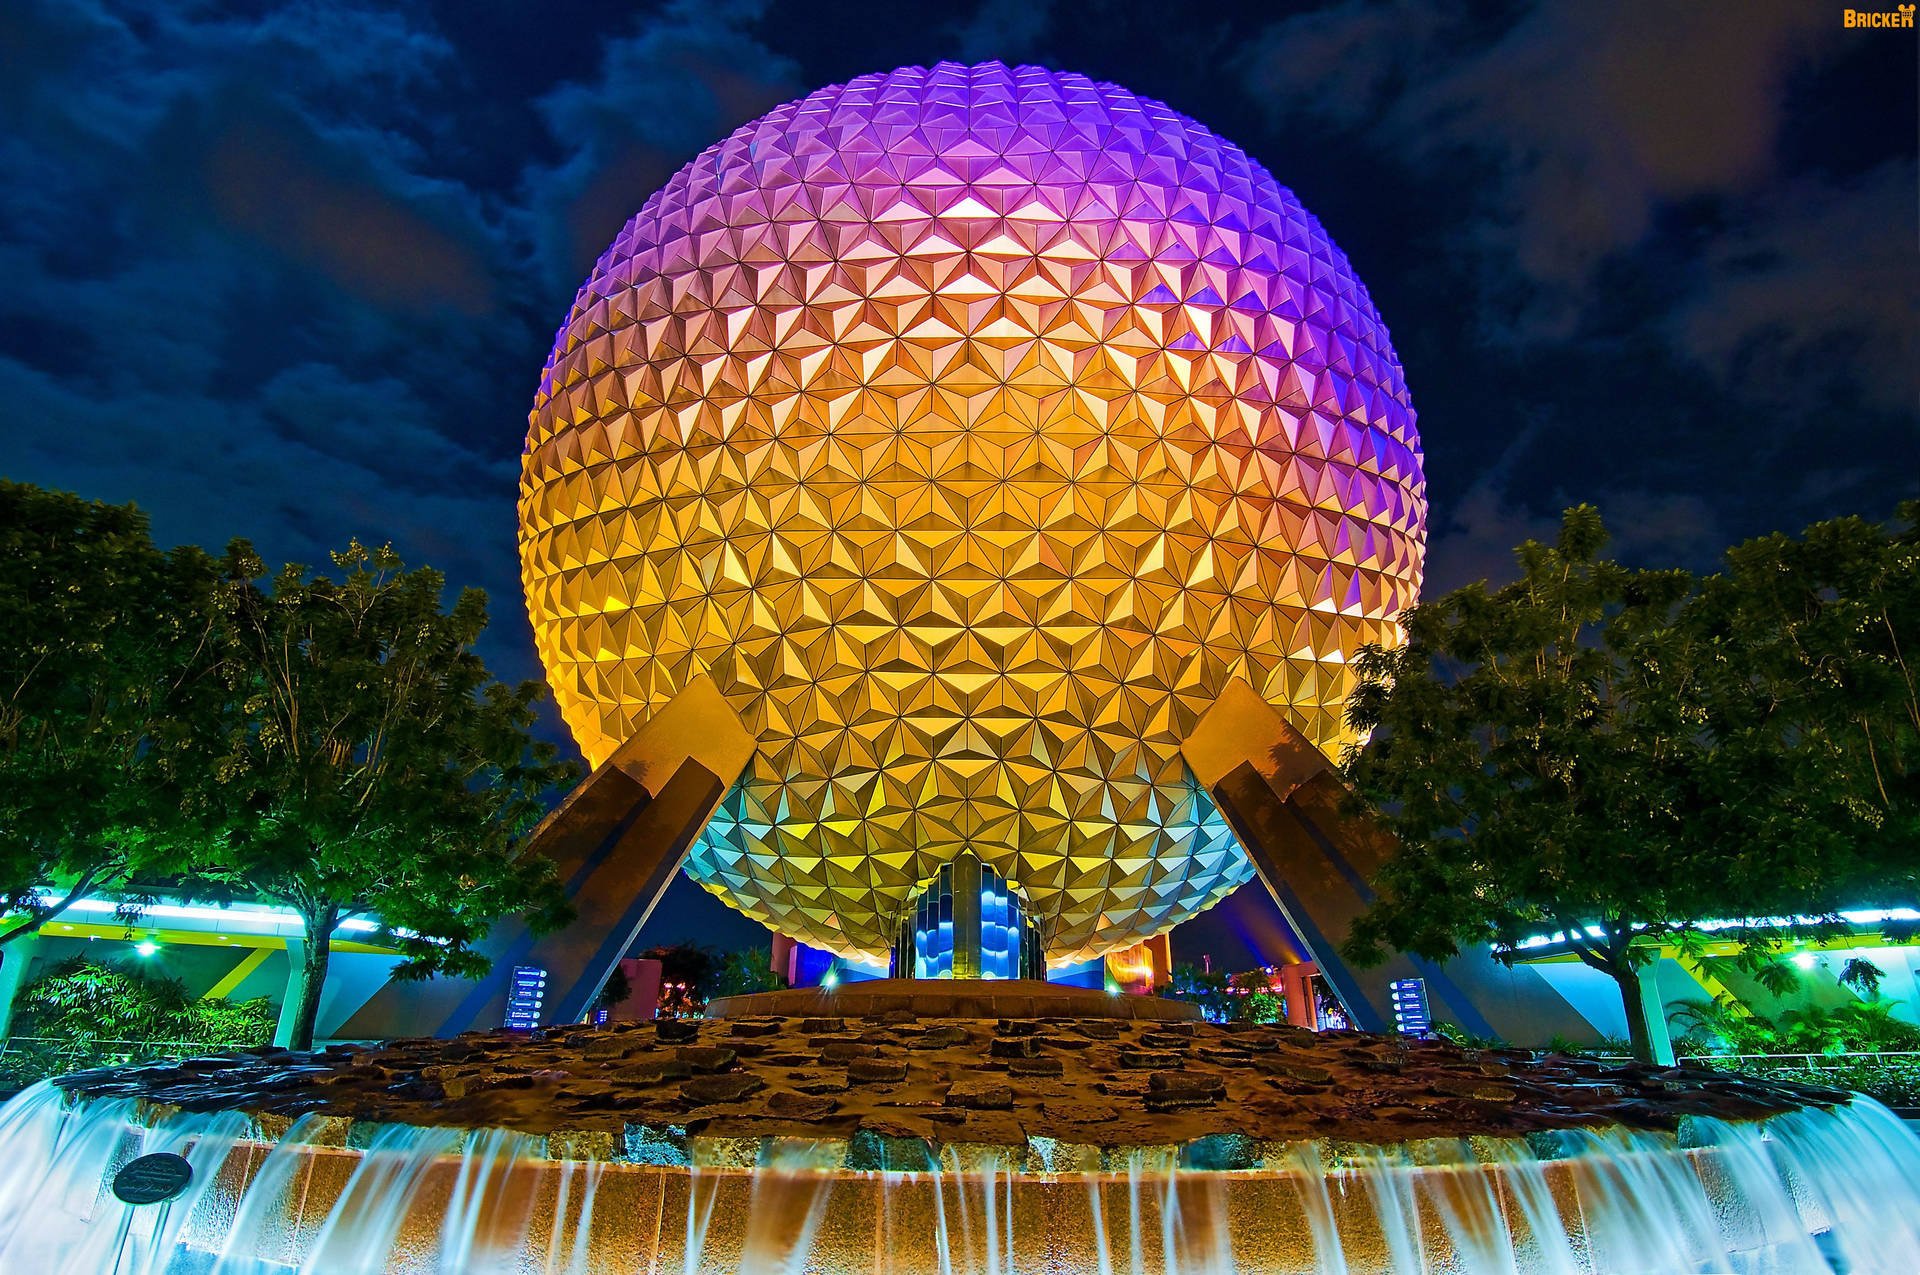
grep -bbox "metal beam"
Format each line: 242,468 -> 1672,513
336,677 -> 755,1039
1183,681 -> 1596,1045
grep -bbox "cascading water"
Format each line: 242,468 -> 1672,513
0,1079 -> 1915,1274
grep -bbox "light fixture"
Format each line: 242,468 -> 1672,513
135,940 -> 159,957
1792,952 -> 1818,970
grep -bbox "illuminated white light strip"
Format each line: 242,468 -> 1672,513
1514,908 -> 1920,951
26,894 -> 425,940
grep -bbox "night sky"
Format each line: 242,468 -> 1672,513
3,1 -> 1914,969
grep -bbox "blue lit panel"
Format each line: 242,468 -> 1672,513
1389,978 -> 1430,1035
505,966 -> 548,1030
893,853 -> 1045,980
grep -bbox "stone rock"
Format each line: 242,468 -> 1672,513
995,1019 -> 1041,1036
876,1010 -> 919,1025
1006,1056 -> 1064,1078
1253,1058 -> 1332,1084
765,1091 -> 838,1120
1431,1078 -> 1520,1103
819,1042 -> 881,1064
612,1060 -> 692,1085
800,1018 -> 846,1034
681,1074 -> 765,1105
792,1075 -> 851,1095
675,1046 -> 739,1074
730,1021 -> 781,1038
1145,1072 -> 1225,1109
655,1019 -> 699,1043
848,1059 -> 909,1084
911,1026 -> 971,1049
1118,1050 -> 1182,1069
1074,1021 -> 1122,1039
1150,1071 -> 1224,1097
945,1078 -> 1015,1110
1198,1048 -> 1251,1066
1034,1035 -> 1091,1051
989,1037 -> 1040,1059
1139,1033 -> 1192,1050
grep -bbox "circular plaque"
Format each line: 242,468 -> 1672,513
112,1152 -> 193,1205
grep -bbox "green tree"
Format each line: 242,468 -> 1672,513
187,540 -> 578,1049
1685,503 -> 1918,906
1340,506 -> 1850,1061
712,946 -> 786,998
1160,961 -> 1232,1019
0,482 -> 217,944
638,942 -> 719,1015
12,956 -> 273,1049
595,962 -> 633,1014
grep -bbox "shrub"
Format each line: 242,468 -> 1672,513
1,956 -> 273,1089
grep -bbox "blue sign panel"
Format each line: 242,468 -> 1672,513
1389,977 -> 1430,1034
505,965 -> 548,1030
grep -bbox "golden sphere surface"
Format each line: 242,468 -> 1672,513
520,63 -> 1425,962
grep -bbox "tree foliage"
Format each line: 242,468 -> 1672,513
12,955 -> 273,1049
1670,993 -> 1920,1057
184,539 -> 578,1048
0,482 -> 218,943
1341,504 -> 1917,1060
638,943 -> 720,1014
712,946 -> 787,998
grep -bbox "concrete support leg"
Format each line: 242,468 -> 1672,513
1182,682 -> 1601,1047
272,939 -> 304,1048
336,677 -> 755,1039
1638,963 -> 1677,1065
1280,962 -> 1319,1030
0,935 -> 42,1042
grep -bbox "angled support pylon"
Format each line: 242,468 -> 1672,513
337,677 -> 756,1039
1181,681 -> 1594,1044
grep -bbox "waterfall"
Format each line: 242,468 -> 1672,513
0,1080 -> 1915,1273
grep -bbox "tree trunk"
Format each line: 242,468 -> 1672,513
1612,962 -> 1656,1063
287,903 -> 338,1051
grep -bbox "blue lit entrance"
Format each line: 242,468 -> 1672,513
891,852 -> 1045,980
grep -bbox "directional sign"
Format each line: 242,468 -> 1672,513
1389,978 -> 1431,1035
504,966 -> 548,1030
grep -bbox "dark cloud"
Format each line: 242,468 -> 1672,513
0,0 -> 802,667
1239,0 -> 1916,583
949,0 -> 1058,65
1246,2 -> 1844,305
523,0 -> 800,291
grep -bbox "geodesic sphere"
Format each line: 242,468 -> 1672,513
520,62 -> 1425,964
